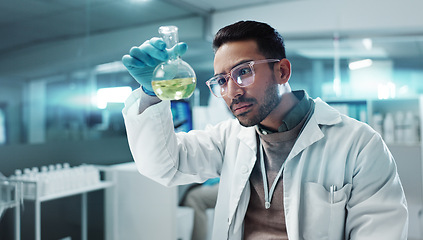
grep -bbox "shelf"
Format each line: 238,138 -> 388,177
0,201 -> 18,209
24,181 -> 114,202
387,143 -> 421,148
7,165 -> 115,240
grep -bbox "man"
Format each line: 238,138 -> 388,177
122,21 -> 408,239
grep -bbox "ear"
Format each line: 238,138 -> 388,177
274,59 -> 291,84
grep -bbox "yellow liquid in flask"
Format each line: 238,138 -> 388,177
152,77 -> 196,100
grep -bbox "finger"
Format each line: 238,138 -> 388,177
149,37 -> 167,50
129,46 -> 160,67
175,42 -> 188,56
140,41 -> 169,62
167,42 -> 187,57
122,54 -> 147,69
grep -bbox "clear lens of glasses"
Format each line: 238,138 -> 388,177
207,63 -> 255,98
208,84 -> 224,98
207,59 -> 280,98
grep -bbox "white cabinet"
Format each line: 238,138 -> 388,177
105,162 -> 194,240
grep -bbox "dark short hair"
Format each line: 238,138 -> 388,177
212,20 -> 286,59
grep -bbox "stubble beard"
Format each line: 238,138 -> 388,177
234,83 -> 281,128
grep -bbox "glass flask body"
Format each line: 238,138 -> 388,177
152,26 -> 196,100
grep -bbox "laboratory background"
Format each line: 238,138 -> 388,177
0,0 -> 422,239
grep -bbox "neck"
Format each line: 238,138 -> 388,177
260,91 -> 299,131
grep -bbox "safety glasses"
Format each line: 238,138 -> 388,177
206,59 -> 280,98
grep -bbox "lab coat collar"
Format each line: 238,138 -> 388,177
234,97 -> 342,175
286,97 -> 342,163
312,98 -> 342,126
237,126 -> 257,150
237,97 -> 342,163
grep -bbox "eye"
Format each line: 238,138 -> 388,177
236,66 -> 252,77
216,77 -> 227,86
241,67 -> 252,75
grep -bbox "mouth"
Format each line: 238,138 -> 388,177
232,102 -> 253,116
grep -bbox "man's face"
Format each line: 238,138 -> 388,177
213,40 -> 281,127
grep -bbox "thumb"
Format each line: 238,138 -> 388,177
173,42 -> 188,57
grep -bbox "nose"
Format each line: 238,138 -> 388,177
225,77 -> 244,99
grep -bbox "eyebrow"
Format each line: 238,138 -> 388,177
214,59 -> 253,77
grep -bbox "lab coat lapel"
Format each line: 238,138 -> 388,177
286,98 -> 342,162
227,126 -> 257,232
286,116 -> 324,162
284,98 -> 342,240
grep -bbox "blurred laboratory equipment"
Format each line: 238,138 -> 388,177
395,111 -> 405,143
152,26 -> 196,100
5,164 -> 112,240
10,163 -> 101,198
373,113 -> 384,136
1,172 -> 16,220
404,111 -> 419,144
373,110 -> 420,144
383,112 -> 395,144
1,171 -> 22,240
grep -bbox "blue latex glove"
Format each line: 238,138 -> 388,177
203,178 -> 220,186
122,37 -> 188,96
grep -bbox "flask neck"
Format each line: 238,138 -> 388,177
167,47 -> 180,61
162,31 -> 178,49
159,26 -> 179,61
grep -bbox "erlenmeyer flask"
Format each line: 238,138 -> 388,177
151,26 -> 197,100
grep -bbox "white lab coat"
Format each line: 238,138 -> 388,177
122,89 -> 408,240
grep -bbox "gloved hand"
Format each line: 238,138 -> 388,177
122,37 -> 188,96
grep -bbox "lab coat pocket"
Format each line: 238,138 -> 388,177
301,182 -> 351,240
